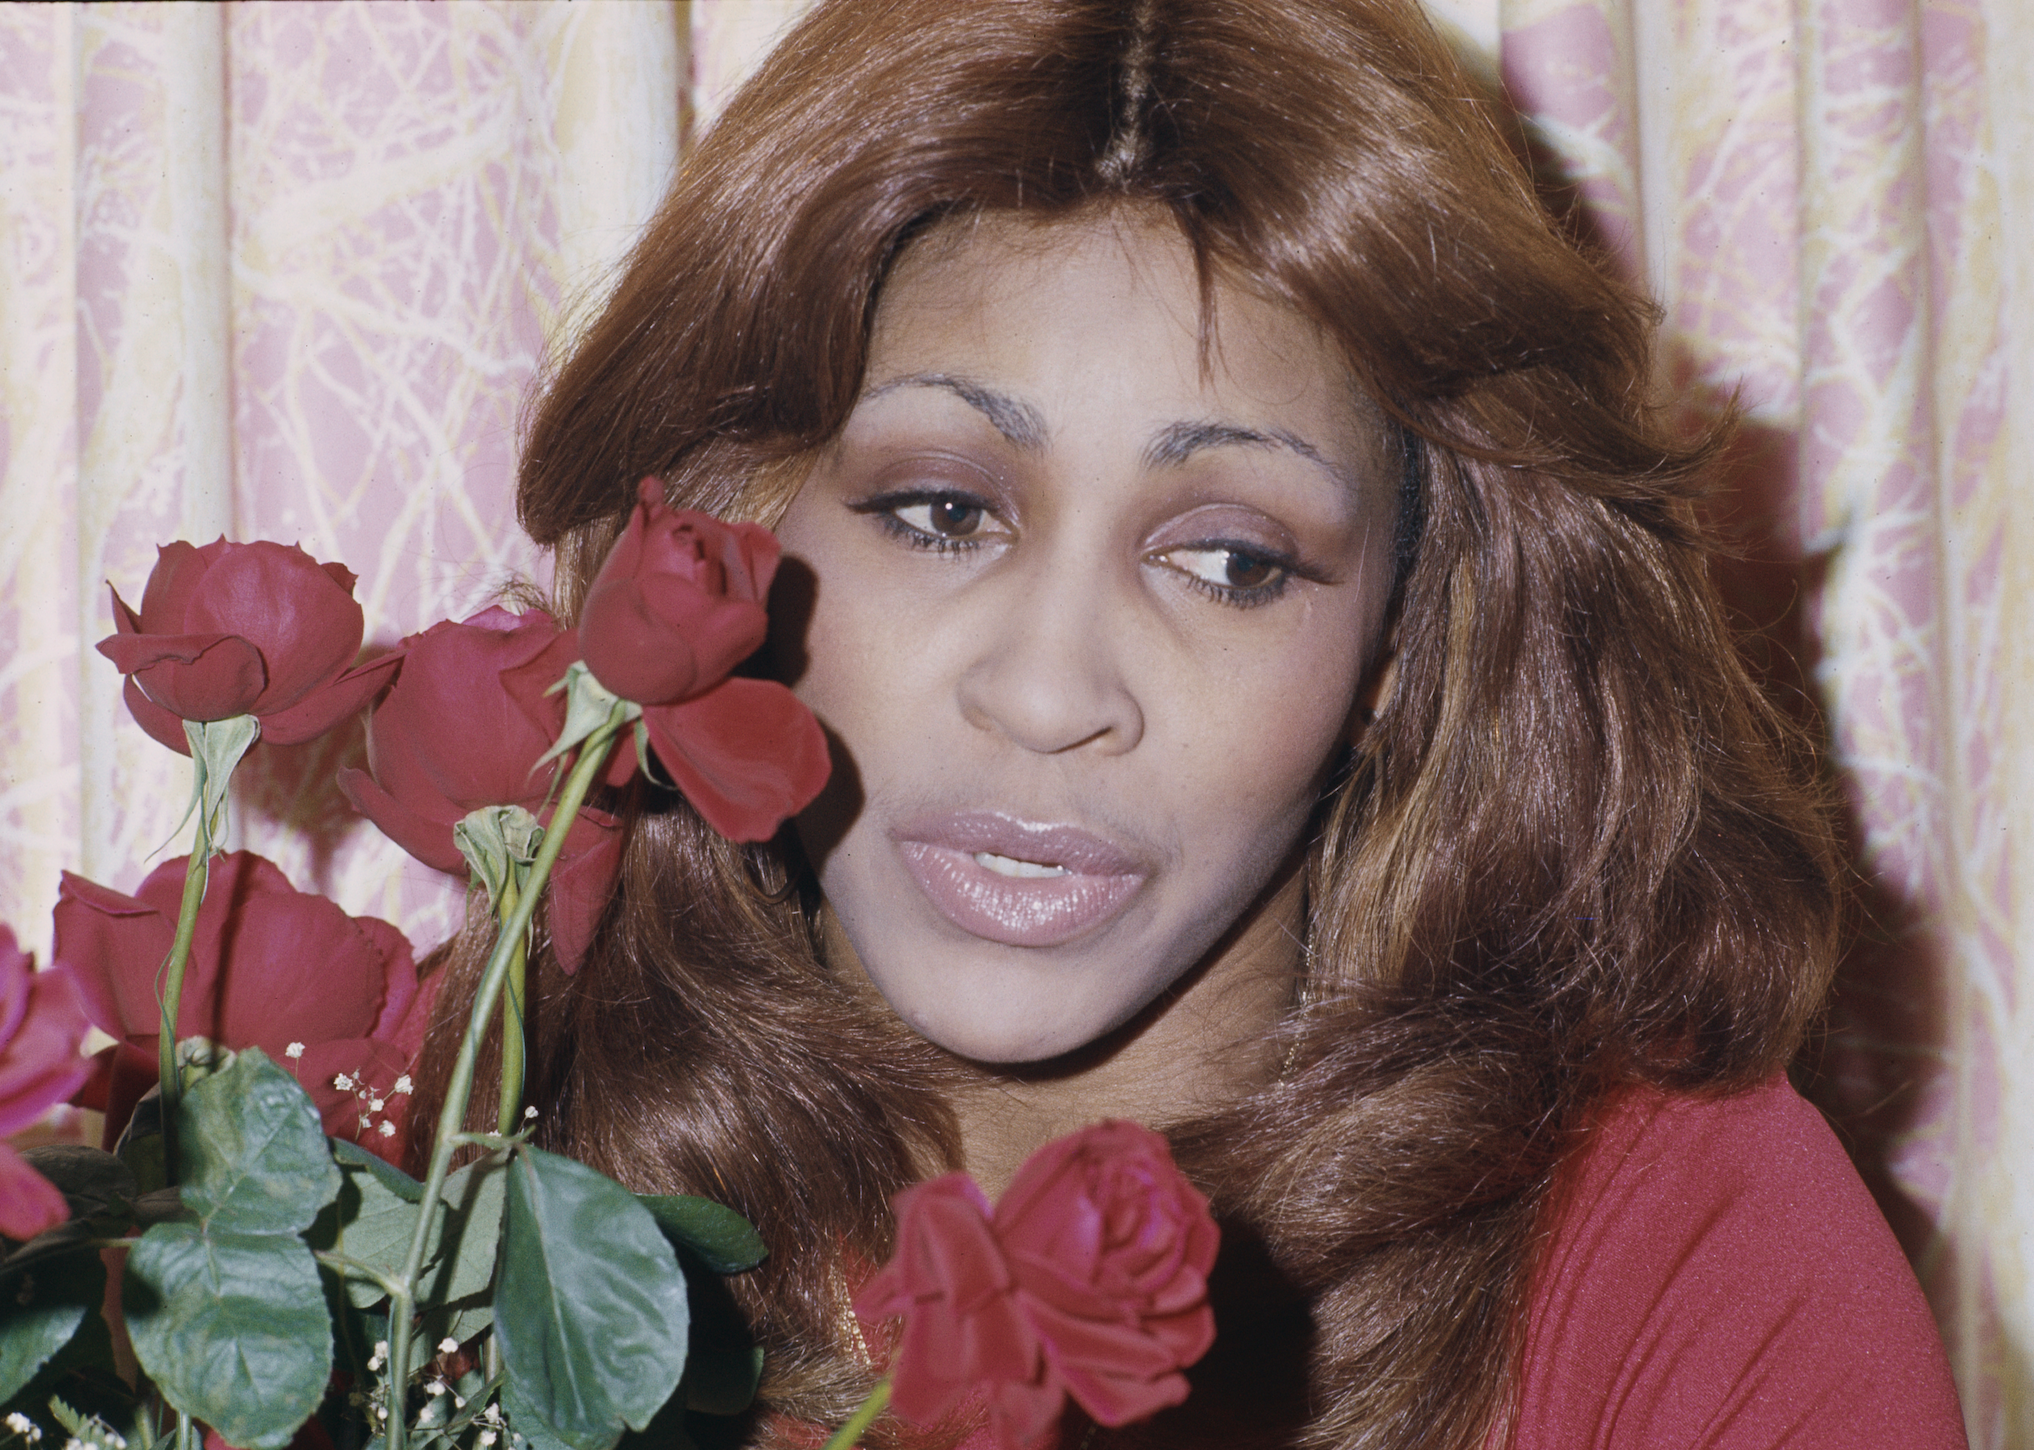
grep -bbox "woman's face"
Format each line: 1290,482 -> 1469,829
773,210 -> 1399,1064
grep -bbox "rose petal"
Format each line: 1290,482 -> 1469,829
55,871 -> 175,1045
639,678 -> 831,841
0,964 -> 90,1138
122,675 -> 196,753
257,651 -> 399,744
137,540 -> 213,634
183,542 -> 365,714
338,766 -> 467,874
547,813 -> 623,972
367,611 -> 562,813
100,632 -> 267,722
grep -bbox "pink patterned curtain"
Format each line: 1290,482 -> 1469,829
1,2 -> 2025,1440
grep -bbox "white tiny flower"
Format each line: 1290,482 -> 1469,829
378,1119 -> 396,1138
453,1395 -> 466,1410
523,1105 -> 537,1120
359,1114 -> 373,1130
369,1097 -> 385,1112
393,1074 -> 414,1094
62,1439 -> 84,1450
333,1073 -> 355,1091
438,1336 -> 460,1355
479,1433 -> 498,1447
284,1042 -> 305,1059
425,1379 -> 447,1397
6,1413 -> 33,1433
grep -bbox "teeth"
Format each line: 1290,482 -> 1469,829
974,851 -> 1069,879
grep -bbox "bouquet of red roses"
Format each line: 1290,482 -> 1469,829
0,481 -> 1217,1450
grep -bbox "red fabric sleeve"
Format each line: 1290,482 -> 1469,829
1510,1076 -> 1967,1450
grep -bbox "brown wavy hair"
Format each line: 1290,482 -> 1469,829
408,2 -> 1840,1446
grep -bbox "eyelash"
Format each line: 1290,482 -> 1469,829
850,489 -> 1304,609
853,489 -> 997,555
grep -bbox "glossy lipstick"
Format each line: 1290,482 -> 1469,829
894,813 -> 1147,948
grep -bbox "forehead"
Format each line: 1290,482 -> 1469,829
863,208 -> 1384,473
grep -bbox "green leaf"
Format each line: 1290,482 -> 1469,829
317,1153 -> 505,1317
0,1253 -> 106,1404
329,1137 -> 424,1203
17,1148 -> 137,1223
502,1377 -> 589,1450
120,1049 -> 339,1449
635,1196 -> 766,1275
179,1048 -> 340,1234
123,1225 -> 331,1449
496,1148 -> 689,1450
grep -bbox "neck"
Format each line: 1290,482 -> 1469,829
936,870 -> 1304,1198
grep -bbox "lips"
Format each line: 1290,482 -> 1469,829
894,812 -> 1149,948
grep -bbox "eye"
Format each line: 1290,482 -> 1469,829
893,496 -> 989,540
1158,544 -> 1292,604
850,487 -> 1005,553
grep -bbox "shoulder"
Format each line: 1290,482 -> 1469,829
1509,1075 -> 1967,1450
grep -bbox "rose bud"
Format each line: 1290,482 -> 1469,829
55,853 -> 436,1149
856,1121 -> 1220,1450
338,606 -> 623,970
96,538 -> 398,754
579,477 -> 779,707
0,925 -> 90,1241
571,479 -> 830,842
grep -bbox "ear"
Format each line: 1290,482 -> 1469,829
1348,628 -> 1399,743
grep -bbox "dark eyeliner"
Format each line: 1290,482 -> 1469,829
849,488 -> 998,553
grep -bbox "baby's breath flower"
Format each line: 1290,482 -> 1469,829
393,1074 -> 414,1094
378,1119 -> 396,1138
479,1433 -> 498,1447
284,1041 -> 305,1059
5,1413 -> 42,1443
438,1336 -> 460,1355
369,1097 -> 385,1112
333,1072 -> 355,1091
523,1105 -> 537,1120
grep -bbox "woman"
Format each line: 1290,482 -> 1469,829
414,0 -> 1967,1445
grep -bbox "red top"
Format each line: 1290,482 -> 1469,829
1510,1076 -> 1967,1449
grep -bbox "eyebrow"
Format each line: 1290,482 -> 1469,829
862,373 -> 1049,450
1144,420 -> 1349,491
861,374 -> 1347,491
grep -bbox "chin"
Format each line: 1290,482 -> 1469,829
877,958 -> 1155,1066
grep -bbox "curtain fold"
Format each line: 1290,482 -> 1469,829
1,1 -> 2025,1440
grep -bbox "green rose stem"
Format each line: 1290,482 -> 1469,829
153,841 -> 210,1178
495,870 -> 528,1136
157,714 -> 259,1179
820,1377 -> 893,1450
385,699 -> 627,1450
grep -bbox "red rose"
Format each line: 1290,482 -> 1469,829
96,538 -> 398,754
855,1121 -> 1219,1450
570,478 -> 830,842
54,853 -> 436,1150
337,607 -> 622,970
0,925 -> 90,1240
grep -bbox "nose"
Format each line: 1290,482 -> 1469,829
954,559 -> 1145,756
